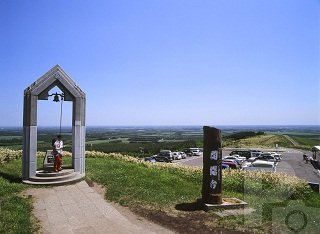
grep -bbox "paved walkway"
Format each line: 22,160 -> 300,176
23,181 -> 174,234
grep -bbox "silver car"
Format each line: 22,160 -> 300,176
242,160 -> 276,172
256,153 -> 278,162
172,152 -> 182,160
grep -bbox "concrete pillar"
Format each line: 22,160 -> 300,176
72,96 -> 86,174
22,90 -> 38,180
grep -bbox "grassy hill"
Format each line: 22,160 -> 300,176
223,133 -> 319,151
0,128 -> 319,233
223,134 -> 291,149
1,149 -> 320,233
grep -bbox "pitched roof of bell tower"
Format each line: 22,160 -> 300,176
24,64 -> 85,101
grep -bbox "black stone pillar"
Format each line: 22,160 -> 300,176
202,126 -> 222,204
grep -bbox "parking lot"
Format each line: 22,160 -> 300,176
174,148 -> 320,184
277,148 -> 320,183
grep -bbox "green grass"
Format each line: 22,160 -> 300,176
1,150 -> 320,233
86,137 -> 130,144
291,136 -> 320,148
223,134 -> 294,148
85,153 -> 320,233
0,160 -> 39,234
222,133 -> 320,150
86,157 -> 202,208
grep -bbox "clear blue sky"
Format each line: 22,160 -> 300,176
0,0 -> 319,126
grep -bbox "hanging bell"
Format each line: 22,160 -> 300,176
53,93 -> 60,102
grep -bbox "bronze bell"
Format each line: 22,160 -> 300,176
53,93 -> 60,102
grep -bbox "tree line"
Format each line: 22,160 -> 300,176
224,131 -> 265,140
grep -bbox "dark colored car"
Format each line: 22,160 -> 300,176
155,150 -> 173,163
251,152 -> 262,157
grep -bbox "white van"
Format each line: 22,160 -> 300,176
242,160 -> 276,172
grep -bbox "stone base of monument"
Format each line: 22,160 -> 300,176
21,150 -> 86,186
23,166 -> 85,186
197,198 -> 248,212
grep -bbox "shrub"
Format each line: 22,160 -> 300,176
222,169 -> 311,199
0,147 -> 73,164
0,148 -> 22,163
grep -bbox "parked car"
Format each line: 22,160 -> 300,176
246,157 -> 258,162
242,160 -> 276,172
230,150 -> 253,159
179,152 -> 187,159
228,154 -> 246,160
222,164 -> 230,169
222,155 -> 245,165
186,148 -> 193,156
269,152 -> 282,161
251,152 -> 262,157
310,158 -> 320,170
250,149 -> 262,153
221,160 -> 239,169
189,148 -> 201,156
172,152 -> 182,160
144,156 -> 156,162
155,150 -> 173,162
256,153 -> 278,162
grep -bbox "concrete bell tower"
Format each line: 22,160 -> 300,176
22,65 -> 86,184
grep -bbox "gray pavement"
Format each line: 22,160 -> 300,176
22,181 -> 175,234
278,148 -> 320,183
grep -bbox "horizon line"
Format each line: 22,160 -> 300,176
1,124 -> 319,128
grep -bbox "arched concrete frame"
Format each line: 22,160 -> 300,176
22,65 -> 86,181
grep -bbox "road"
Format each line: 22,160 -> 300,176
283,135 -> 300,146
174,149 -> 320,183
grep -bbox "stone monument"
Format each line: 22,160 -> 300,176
22,65 -> 86,184
199,126 -> 247,211
202,126 -> 223,204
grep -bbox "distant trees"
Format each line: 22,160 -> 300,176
0,138 -> 22,146
225,131 -> 265,140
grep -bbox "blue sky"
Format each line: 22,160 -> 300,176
0,0 -> 319,126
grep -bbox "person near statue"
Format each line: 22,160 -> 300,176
52,135 -> 63,172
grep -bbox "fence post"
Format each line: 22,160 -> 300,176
202,126 -> 222,204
